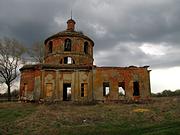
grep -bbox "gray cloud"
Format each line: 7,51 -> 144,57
0,0 -> 180,69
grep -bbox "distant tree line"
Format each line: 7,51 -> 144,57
0,89 -> 19,101
0,90 -> 19,98
151,89 -> 180,97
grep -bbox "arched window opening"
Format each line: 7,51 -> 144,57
64,57 -> 75,64
64,38 -> 71,51
118,82 -> 125,96
84,41 -> 88,54
48,41 -> 53,53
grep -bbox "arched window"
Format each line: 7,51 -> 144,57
84,41 -> 88,54
48,41 -> 53,53
64,38 -> 71,51
64,57 -> 75,64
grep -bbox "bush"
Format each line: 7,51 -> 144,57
0,89 -> 19,98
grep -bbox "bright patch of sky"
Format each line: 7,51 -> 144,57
139,43 -> 170,56
150,66 -> 180,93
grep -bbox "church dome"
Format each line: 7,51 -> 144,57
44,19 -> 94,45
44,19 -> 94,66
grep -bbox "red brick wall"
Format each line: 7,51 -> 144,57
93,67 -> 151,100
19,69 -> 35,96
44,37 -> 93,66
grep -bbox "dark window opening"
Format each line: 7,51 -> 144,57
64,57 -> 75,64
103,82 -> 110,96
48,41 -> 53,53
63,83 -> 71,101
81,84 -> 84,97
118,82 -> 125,96
81,83 -> 87,97
64,38 -> 71,51
60,59 -> 63,64
84,41 -> 88,54
133,81 -> 140,96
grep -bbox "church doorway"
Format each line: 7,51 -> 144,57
133,81 -> 140,96
63,83 -> 71,101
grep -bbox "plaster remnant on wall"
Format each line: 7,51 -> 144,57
34,76 -> 41,100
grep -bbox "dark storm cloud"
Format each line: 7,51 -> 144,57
0,0 -> 76,44
0,0 -> 180,68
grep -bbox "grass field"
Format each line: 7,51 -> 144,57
0,97 -> 179,135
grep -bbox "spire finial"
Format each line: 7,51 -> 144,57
71,10 -> 72,19
67,11 -> 76,31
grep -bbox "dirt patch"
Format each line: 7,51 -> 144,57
133,108 -> 150,112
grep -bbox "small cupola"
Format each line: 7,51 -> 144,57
67,19 -> 76,31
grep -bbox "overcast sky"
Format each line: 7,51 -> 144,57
0,0 -> 180,93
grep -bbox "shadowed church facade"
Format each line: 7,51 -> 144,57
19,18 -> 151,102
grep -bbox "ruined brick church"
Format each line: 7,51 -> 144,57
19,18 -> 151,102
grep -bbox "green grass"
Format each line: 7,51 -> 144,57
0,97 -> 179,135
59,121 -> 180,135
0,108 -> 35,122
